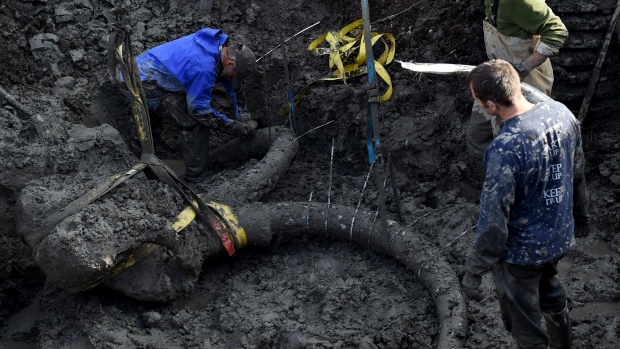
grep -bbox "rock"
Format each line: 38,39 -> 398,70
69,49 -> 85,63
134,7 -> 153,22
54,5 -> 73,23
74,0 -> 94,10
141,311 -> 162,326
55,76 -> 75,87
74,9 -> 92,23
29,33 -> 59,51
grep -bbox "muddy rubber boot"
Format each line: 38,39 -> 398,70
181,124 -> 210,184
543,305 -> 572,349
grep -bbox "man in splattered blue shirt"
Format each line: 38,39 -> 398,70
134,28 -> 257,182
461,60 -> 589,349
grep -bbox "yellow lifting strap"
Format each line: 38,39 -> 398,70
171,199 -> 248,249
278,20 -> 395,117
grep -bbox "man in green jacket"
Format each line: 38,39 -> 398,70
466,0 -> 569,168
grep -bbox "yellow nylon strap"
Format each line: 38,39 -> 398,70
311,20 -> 395,97
378,33 -> 396,65
340,19 -> 364,42
170,199 -> 247,249
283,20 -> 395,117
375,61 -> 393,102
325,31 -> 343,73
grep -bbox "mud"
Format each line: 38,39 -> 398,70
1,0 -> 619,348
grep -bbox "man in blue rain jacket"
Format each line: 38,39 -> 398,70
135,28 -> 257,182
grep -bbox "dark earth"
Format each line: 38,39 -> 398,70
1,0 -> 620,348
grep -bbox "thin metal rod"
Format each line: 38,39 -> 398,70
371,0 -> 424,25
285,120 -> 335,147
388,154 -> 403,223
306,191 -> 313,232
275,11 -> 297,134
260,19 -> 272,143
256,21 -> 320,63
367,176 -> 388,247
444,224 -> 477,249
368,207 -> 380,247
350,163 -> 374,240
325,138 -> 335,236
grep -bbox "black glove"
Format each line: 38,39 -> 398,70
574,213 -> 591,238
461,271 -> 485,302
574,224 -> 590,238
229,120 -> 257,138
512,63 -> 530,81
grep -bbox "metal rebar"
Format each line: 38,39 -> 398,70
286,120 -> 335,147
256,21 -> 320,63
306,191 -> 313,232
367,176 -> 388,247
444,224 -> 477,249
260,19 -> 272,143
372,0 -> 424,25
275,11 -> 297,134
368,208 -> 380,247
350,163 -> 374,240
325,138 -> 335,236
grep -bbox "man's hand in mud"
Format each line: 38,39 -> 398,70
461,271 -> 485,302
230,120 -> 257,138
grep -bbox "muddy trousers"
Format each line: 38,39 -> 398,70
492,259 -> 570,349
145,87 -> 217,182
181,124 -> 210,181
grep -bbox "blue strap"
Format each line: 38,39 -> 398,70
361,0 -> 380,164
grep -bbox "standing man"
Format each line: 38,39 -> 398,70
461,60 -> 590,349
466,0 -> 569,166
133,28 -> 258,183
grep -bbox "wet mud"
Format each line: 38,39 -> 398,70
1,0 -> 619,348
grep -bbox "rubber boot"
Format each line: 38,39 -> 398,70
543,305 -> 572,349
182,124 -> 210,183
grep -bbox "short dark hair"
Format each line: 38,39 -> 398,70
466,60 -> 520,107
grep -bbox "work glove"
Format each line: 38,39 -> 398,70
229,120 -> 257,138
461,271 -> 485,302
574,223 -> 590,238
512,63 -> 530,81
574,214 -> 591,238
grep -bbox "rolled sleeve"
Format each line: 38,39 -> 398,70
504,0 -> 568,55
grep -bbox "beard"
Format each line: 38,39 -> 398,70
219,65 -> 236,79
